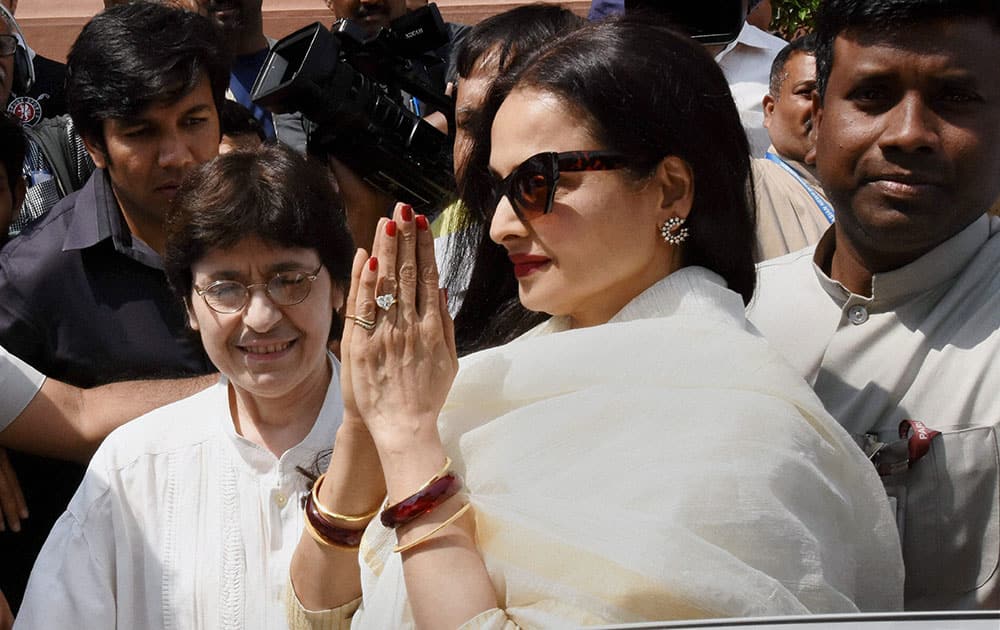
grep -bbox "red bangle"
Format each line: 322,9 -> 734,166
303,492 -> 366,548
380,473 -> 463,529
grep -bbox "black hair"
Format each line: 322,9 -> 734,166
220,99 -> 266,142
815,0 -> 1000,99
452,13 -> 755,354
768,33 -> 817,97
0,113 -> 24,203
67,2 -> 230,151
454,3 -> 585,79
165,144 -> 355,340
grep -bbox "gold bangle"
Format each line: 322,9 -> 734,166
386,457 -> 452,506
393,502 -> 472,554
311,473 -> 382,523
302,510 -> 362,550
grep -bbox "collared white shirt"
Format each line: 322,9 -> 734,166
17,363 -> 343,629
715,23 -> 788,157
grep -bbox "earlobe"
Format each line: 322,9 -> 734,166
654,156 -> 694,222
185,300 -> 200,332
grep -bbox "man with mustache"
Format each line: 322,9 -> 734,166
748,0 -> 1000,611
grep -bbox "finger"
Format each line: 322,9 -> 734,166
352,253 -> 380,336
0,451 -> 21,532
394,203 -> 419,321
342,248 -> 369,353
373,217 -> 399,327
415,213 -> 441,318
439,288 -> 458,365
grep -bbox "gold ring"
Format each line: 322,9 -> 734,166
346,315 -> 376,331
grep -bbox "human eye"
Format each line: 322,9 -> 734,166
206,281 -> 245,301
121,124 -> 151,139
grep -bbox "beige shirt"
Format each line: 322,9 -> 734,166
747,215 -> 1000,610
752,151 -> 833,262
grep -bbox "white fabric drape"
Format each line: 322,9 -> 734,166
316,268 -> 904,628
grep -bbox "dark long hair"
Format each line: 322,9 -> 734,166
452,14 -> 756,354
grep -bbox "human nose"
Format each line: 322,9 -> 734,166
878,92 -> 940,154
157,129 -> 196,170
242,285 -> 282,332
489,194 -> 529,245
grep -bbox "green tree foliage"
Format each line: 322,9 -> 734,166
771,0 -> 821,40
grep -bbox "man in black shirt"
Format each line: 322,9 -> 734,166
0,3 -> 226,611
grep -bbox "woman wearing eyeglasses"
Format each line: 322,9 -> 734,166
286,15 -> 903,629
16,144 -> 355,629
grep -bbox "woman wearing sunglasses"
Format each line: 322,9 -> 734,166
286,15 -> 903,628
16,145 -> 355,629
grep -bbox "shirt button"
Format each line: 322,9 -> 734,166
847,304 -> 869,325
274,492 -> 288,508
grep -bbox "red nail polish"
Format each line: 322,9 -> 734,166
368,256 -> 378,272
386,220 -> 397,237
415,214 -> 428,231
401,204 -> 414,222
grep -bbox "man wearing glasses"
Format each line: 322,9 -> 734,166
0,3 -> 225,613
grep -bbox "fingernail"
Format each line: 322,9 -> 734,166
401,204 -> 414,222
415,214 -> 428,231
368,256 -> 378,272
11,522 -> 19,532
385,220 -> 397,237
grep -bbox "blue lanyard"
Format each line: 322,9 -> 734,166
228,74 -> 277,141
764,152 -> 835,224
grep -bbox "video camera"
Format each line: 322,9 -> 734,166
624,0 -> 747,45
251,3 -> 455,213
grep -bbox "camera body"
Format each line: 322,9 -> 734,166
251,4 -> 455,213
624,0 -> 747,45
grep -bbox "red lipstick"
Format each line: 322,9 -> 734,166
509,254 -> 550,278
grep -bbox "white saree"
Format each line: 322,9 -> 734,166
291,267 -> 903,629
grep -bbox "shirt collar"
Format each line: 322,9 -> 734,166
221,354 -> 342,476
714,22 -> 773,62
811,214 -> 991,308
62,169 -> 165,270
766,145 -> 825,192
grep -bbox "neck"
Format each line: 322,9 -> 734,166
825,224 -> 926,297
120,208 -> 167,255
228,360 -> 332,457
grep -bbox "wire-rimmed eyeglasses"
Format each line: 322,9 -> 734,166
193,264 -> 323,314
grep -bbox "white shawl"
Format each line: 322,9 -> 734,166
351,267 -> 903,628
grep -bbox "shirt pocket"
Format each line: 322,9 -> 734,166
882,426 -> 999,608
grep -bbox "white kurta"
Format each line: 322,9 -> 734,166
748,215 -> 1000,609
16,364 -> 343,630
290,267 -> 903,629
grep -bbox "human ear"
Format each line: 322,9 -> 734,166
81,132 -> 109,170
653,155 -> 694,223
806,92 -> 823,166
185,298 -> 200,332
762,93 -> 776,128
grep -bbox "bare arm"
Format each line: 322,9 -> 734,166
0,373 -> 216,463
290,249 -> 387,610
